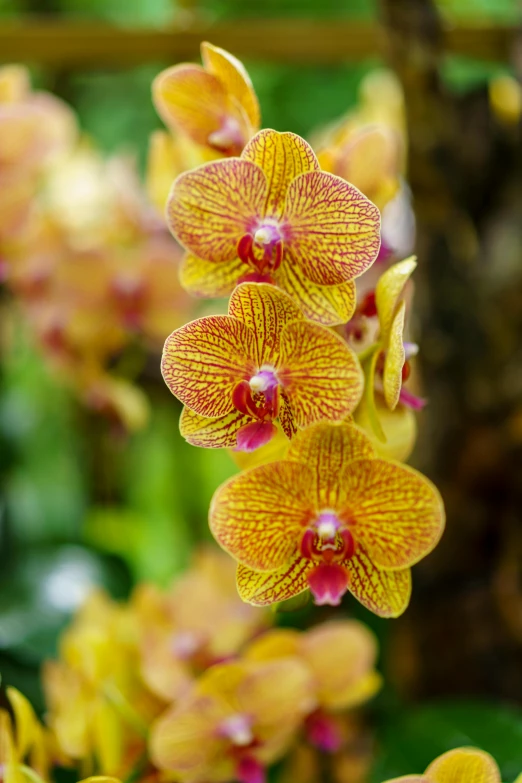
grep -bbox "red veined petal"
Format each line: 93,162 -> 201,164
242,129 -> 319,219
339,458 -> 445,570
210,461 -> 315,571
180,406 -> 251,448
286,422 -> 375,508
275,261 -> 356,325
179,252 -> 244,298
228,282 -> 303,366
284,170 -> 381,285
236,556 -> 313,606
168,158 -> 266,262
279,320 -> 363,428
162,315 -> 254,418
344,546 -> 411,618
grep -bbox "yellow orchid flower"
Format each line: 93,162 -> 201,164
162,283 -> 363,452
246,619 -> 381,752
149,657 -> 315,783
153,42 -> 260,157
210,421 -> 445,613
318,124 -> 402,213
168,128 -> 381,325
383,746 -> 503,783
132,548 -> 268,702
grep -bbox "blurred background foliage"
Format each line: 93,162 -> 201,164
0,0 -> 521,780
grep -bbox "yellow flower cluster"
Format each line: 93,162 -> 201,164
25,550 -> 380,783
0,65 -> 192,431
154,42 -> 445,613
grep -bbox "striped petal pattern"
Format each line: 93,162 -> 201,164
237,557 -> 312,606
344,547 -> 412,618
242,129 -> 319,219
275,262 -> 357,325
210,461 -> 314,571
229,282 -> 303,366
339,458 -> 445,569
162,315 -> 254,418
426,748 -> 502,783
168,159 -> 266,262
179,253 -> 244,298
284,171 -> 381,285
180,406 -> 250,448
279,321 -> 363,427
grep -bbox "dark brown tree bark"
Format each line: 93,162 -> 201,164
379,0 -> 522,700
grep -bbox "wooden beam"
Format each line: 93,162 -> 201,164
0,18 -> 515,68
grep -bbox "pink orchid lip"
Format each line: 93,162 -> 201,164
307,563 -> 349,606
236,756 -> 265,783
236,420 -> 277,452
399,386 -> 427,410
306,710 -> 343,753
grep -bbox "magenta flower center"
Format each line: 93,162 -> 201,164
253,221 -> 282,248
238,221 -> 284,279
300,510 -> 355,563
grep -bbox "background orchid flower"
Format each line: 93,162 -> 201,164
383,746 -> 503,783
162,283 -> 363,452
168,128 -> 381,325
210,421 -> 445,613
133,548 -> 268,701
149,658 -> 315,783
245,620 -> 381,752
153,42 -> 260,158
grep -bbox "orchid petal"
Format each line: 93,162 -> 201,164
341,458 -> 445,569
284,171 -> 381,285
149,697 -> 226,777
201,42 -> 260,132
180,406 -> 251,448
279,321 -> 363,427
210,462 -> 314,571
300,620 -> 381,710
242,129 -> 319,219
180,252 -> 244,298
237,556 -> 312,605
236,420 -> 278,452
275,261 -> 356,325
354,396 -> 417,462
345,547 -> 411,617
375,255 -> 416,342
152,64 -> 230,147
286,422 -> 375,508
231,426 -> 289,470
168,158 -> 266,262
360,346 -> 387,442
228,282 -> 303,366
383,298 -> 406,410
426,748 -> 502,783
237,658 -> 314,729
162,315 -> 254,418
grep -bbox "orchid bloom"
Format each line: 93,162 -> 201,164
318,125 -> 402,213
352,256 -> 422,445
383,747 -> 503,783
149,658 -> 315,783
246,620 -> 381,753
168,128 -> 381,325
153,42 -> 260,157
133,548 -> 268,701
162,282 -> 363,452
210,421 -> 444,613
